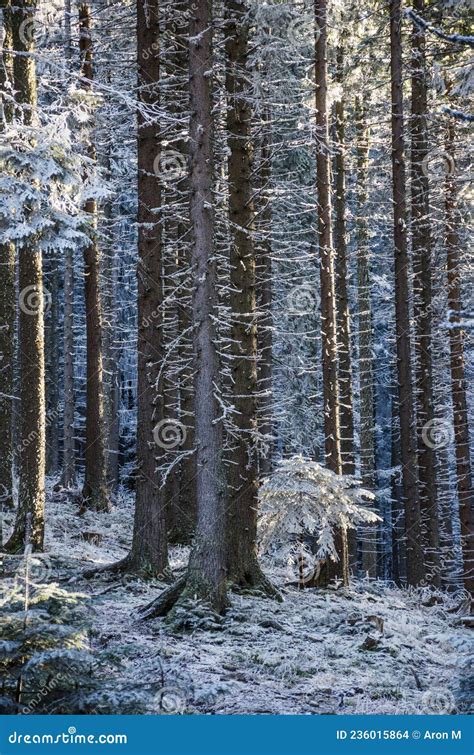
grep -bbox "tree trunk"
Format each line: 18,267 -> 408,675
162,0 -> 196,545
45,261 -> 60,475
445,121 -> 474,604
60,0 -> 76,489
389,0 -> 424,586
180,0 -> 227,612
225,0 -> 266,590
354,95 -> 377,578
256,104 -> 274,479
314,0 -> 341,476
78,4 -> 110,511
5,0 -> 45,552
314,0 -> 346,585
127,0 -> 169,577
0,0 -> 15,517
410,0 -> 440,586
333,46 -> 354,478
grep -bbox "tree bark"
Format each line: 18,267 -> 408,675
354,95 -> 378,578
78,4 -> 110,511
314,0 -> 341,475
314,0 -> 346,585
0,0 -> 15,517
127,0 -> 169,577
256,104 -> 274,479
60,0 -> 76,489
445,121 -> 474,604
225,0 -> 269,591
5,0 -> 45,552
389,0 -> 424,586
410,0 -> 441,586
333,46 -> 354,478
180,0 -> 227,612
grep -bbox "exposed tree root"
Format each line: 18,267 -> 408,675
83,556 -> 172,582
136,576 -> 187,620
228,559 -> 283,602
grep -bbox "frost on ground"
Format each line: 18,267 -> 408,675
3,485 -> 473,716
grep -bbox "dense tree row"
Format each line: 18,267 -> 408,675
0,0 -> 472,615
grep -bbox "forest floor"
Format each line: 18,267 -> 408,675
3,484 -> 473,716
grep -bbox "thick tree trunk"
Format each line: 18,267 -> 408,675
225,0 -> 270,591
5,0 -> 45,552
180,0 -> 227,612
445,122 -> 474,604
0,0 -> 15,517
78,4 -> 109,512
354,96 -> 377,578
162,0 -> 196,545
314,0 -> 346,586
127,0 -> 169,577
410,0 -> 440,586
389,0 -> 424,586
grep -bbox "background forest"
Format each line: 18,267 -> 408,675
0,0 -> 473,716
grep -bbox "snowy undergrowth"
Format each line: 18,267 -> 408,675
3,484 -> 472,715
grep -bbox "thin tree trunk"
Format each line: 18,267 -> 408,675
314,0 -> 341,476
0,0 -> 15,517
61,0 -> 76,488
256,104 -> 274,478
78,4 -> 109,511
354,95 -> 377,578
333,46 -> 354,478
389,0 -> 424,586
5,0 -> 45,552
411,0 -> 440,586
45,262 -> 60,475
445,121 -> 474,604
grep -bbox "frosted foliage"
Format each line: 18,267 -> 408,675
259,456 -> 381,562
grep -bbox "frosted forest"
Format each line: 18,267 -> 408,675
0,0 -> 473,716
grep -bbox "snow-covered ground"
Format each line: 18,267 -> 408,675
3,485 -> 473,715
